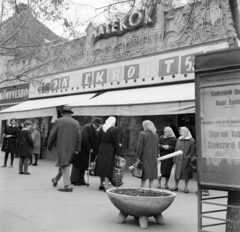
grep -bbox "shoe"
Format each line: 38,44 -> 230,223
72,182 -> 81,186
81,182 -> 88,186
32,163 -> 38,166
103,187 -> 108,192
184,189 -> 189,194
1,165 -> 6,168
28,163 -> 32,165
24,172 -> 31,175
51,178 -> 58,187
9,165 -> 13,168
58,186 -> 73,192
19,172 -> 24,174
164,185 -> 169,190
171,187 -> 178,191
99,186 -> 105,191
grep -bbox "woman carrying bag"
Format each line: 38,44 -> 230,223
135,120 -> 158,189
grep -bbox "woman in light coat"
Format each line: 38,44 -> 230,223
171,127 -> 195,193
31,123 -> 41,166
136,120 -> 158,188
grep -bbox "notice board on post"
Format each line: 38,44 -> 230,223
195,48 -> 240,191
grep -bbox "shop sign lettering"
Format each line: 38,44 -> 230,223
92,1 -> 156,42
159,57 -> 179,76
38,76 -> 70,93
31,47 -> 210,98
0,83 -> 29,104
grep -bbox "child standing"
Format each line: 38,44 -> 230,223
19,121 -> 33,175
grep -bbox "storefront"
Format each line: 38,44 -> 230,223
0,1 -> 232,164
0,83 -> 29,142
0,41 -> 228,163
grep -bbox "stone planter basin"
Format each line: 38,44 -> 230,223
106,187 -> 176,229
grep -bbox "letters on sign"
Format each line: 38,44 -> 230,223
92,1 -> 157,42
36,51 -> 202,94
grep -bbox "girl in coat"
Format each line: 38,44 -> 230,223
19,121 -> 33,175
171,127 -> 195,193
157,127 -> 177,189
96,116 -> 119,192
31,123 -> 41,166
136,120 -> 158,188
1,118 -> 20,168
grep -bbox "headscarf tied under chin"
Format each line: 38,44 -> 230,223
179,127 -> 192,140
142,120 -> 157,134
102,116 -> 116,132
164,127 -> 176,138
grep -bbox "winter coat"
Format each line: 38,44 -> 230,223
96,126 -> 119,179
136,130 -> 158,180
47,114 -> 81,167
72,123 -> 98,170
174,138 -> 195,180
1,126 -> 20,153
159,136 -> 177,178
18,128 -> 33,158
32,129 -> 41,155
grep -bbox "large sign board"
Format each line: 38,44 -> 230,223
0,83 -> 29,105
197,70 -> 240,190
29,42 -> 228,99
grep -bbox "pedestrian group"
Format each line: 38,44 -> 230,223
1,106 -> 196,194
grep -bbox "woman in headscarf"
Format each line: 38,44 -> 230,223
171,127 -> 195,193
136,120 -> 159,188
96,116 -> 119,192
30,123 -> 41,166
157,127 -> 177,189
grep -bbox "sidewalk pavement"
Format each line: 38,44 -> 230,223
0,153 -> 227,232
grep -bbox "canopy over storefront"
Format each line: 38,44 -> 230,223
70,83 -> 195,116
0,93 -> 96,121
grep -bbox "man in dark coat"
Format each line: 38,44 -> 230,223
47,106 -> 81,192
70,117 -> 102,185
1,118 -> 20,168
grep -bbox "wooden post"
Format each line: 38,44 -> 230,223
226,190 -> 240,232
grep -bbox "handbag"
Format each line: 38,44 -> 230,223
131,160 -> 143,178
190,155 -> 197,172
111,167 -> 123,187
88,156 -> 97,171
115,156 -> 126,169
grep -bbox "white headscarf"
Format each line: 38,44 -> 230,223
102,116 -> 116,132
142,120 -> 157,134
179,127 -> 192,140
164,127 -> 176,138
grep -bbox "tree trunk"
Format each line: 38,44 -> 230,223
220,0 -> 239,48
226,191 -> 240,232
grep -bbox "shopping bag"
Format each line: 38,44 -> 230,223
157,161 -> 162,178
171,164 -> 176,175
111,167 -> 123,187
131,160 -> 143,178
115,156 -> 126,169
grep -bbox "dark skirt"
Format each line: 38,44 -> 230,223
161,157 -> 174,178
96,142 -> 115,179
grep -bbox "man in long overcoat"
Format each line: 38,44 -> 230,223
71,117 -> 102,185
47,106 -> 81,192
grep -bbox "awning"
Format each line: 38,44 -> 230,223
70,83 -> 195,116
0,93 -> 96,121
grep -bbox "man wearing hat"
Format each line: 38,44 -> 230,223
70,116 -> 102,185
47,106 -> 81,192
